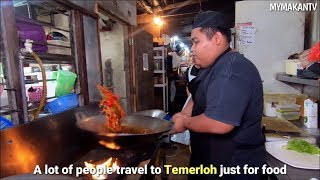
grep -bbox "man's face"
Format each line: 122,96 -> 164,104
190,28 -> 217,68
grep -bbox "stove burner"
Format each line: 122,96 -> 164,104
71,142 -> 164,179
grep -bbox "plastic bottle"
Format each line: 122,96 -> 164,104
304,99 -> 318,128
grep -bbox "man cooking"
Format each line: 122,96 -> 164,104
172,11 -> 266,180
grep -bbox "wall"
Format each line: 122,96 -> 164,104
99,13 -> 127,112
68,0 -> 96,12
67,0 -> 137,26
98,0 -> 137,26
235,1 -> 305,94
138,23 -> 161,41
309,4 -> 319,47
83,15 -> 102,101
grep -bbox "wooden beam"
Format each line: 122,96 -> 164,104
72,10 -> 89,105
160,0 -> 200,12
1,0 -> 27,123
138,0 -> 204,17
53,0 -> 98,18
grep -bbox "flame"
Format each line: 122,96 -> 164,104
99,140 -> 121,150
84,157 -> 119,180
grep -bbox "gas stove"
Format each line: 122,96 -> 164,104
71,143 -> 165,180
0,103 -> 167,180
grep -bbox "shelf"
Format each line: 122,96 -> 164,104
153,47 -> 165,50
154,56 -> 163,59
27,96 -> 56,105
0,108 -> 20,116
24,79 -> 56,84
154,70 -> 165,73
21,52 -> 73,64
153,46 -> 168,111
16,16 -> 70,33
276,73 -> 319,87
154,84 -> 167,87
20,39 -> 71,48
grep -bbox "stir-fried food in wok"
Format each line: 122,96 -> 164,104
97,85 -> 125,133
97,85 -> 153,134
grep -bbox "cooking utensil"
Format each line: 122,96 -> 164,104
76,113 -> 172,149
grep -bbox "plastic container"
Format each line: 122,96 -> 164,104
285,59 -> 301,76
264,102 -> 277,117
51,71 -> 58,80
304,99 -> 318,128
16,18 -> 47,52
28,86 -> 43,102
276,103 -> 301,112
44,93 -> 79,114
55,70 -> 77,97
0,116 -> 14,130
277,111 -> 301,121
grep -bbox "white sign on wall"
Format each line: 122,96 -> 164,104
239,26 -> 256,45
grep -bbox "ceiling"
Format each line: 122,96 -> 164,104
137,0 -> 240,46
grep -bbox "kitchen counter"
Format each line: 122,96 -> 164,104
266,120 -> 320,180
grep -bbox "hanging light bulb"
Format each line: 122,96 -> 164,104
153,16 -> 163,26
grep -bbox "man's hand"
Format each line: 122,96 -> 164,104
172,112 -> 189,133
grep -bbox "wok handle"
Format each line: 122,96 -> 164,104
159,121 -> 174,140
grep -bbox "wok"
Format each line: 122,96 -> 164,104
131,109 -> 167,119
76,114 -> 172,149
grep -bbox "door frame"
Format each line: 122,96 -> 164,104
96,4 -> 136,114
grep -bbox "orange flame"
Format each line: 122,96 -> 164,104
84,157 -> 119,180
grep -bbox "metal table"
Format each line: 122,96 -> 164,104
266,120 -> 320,180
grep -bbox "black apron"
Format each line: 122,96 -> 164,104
189,48 -> 234,180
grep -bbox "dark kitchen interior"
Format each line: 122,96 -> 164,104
0,0 -> 319,180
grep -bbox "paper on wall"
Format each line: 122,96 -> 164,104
239,26 -> 256,45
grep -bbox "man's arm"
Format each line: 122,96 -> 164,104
173,112 -> 234,134
181,97 -> 194,116
185,114 -> 234,134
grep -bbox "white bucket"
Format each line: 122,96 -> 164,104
263,102 -> 277,117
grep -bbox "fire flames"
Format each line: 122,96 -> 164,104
84,157 -> 119,180
99,140 -> 121,150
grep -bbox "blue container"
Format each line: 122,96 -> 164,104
44,93 -> 79,115
164,114 -> 173,121
0,116 -> 14,130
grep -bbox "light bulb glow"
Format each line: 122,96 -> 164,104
153,17 -> 163,26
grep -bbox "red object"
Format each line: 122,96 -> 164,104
47,34 -> 52,40
0,84 -> 4,95
308,42 -> 320,62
